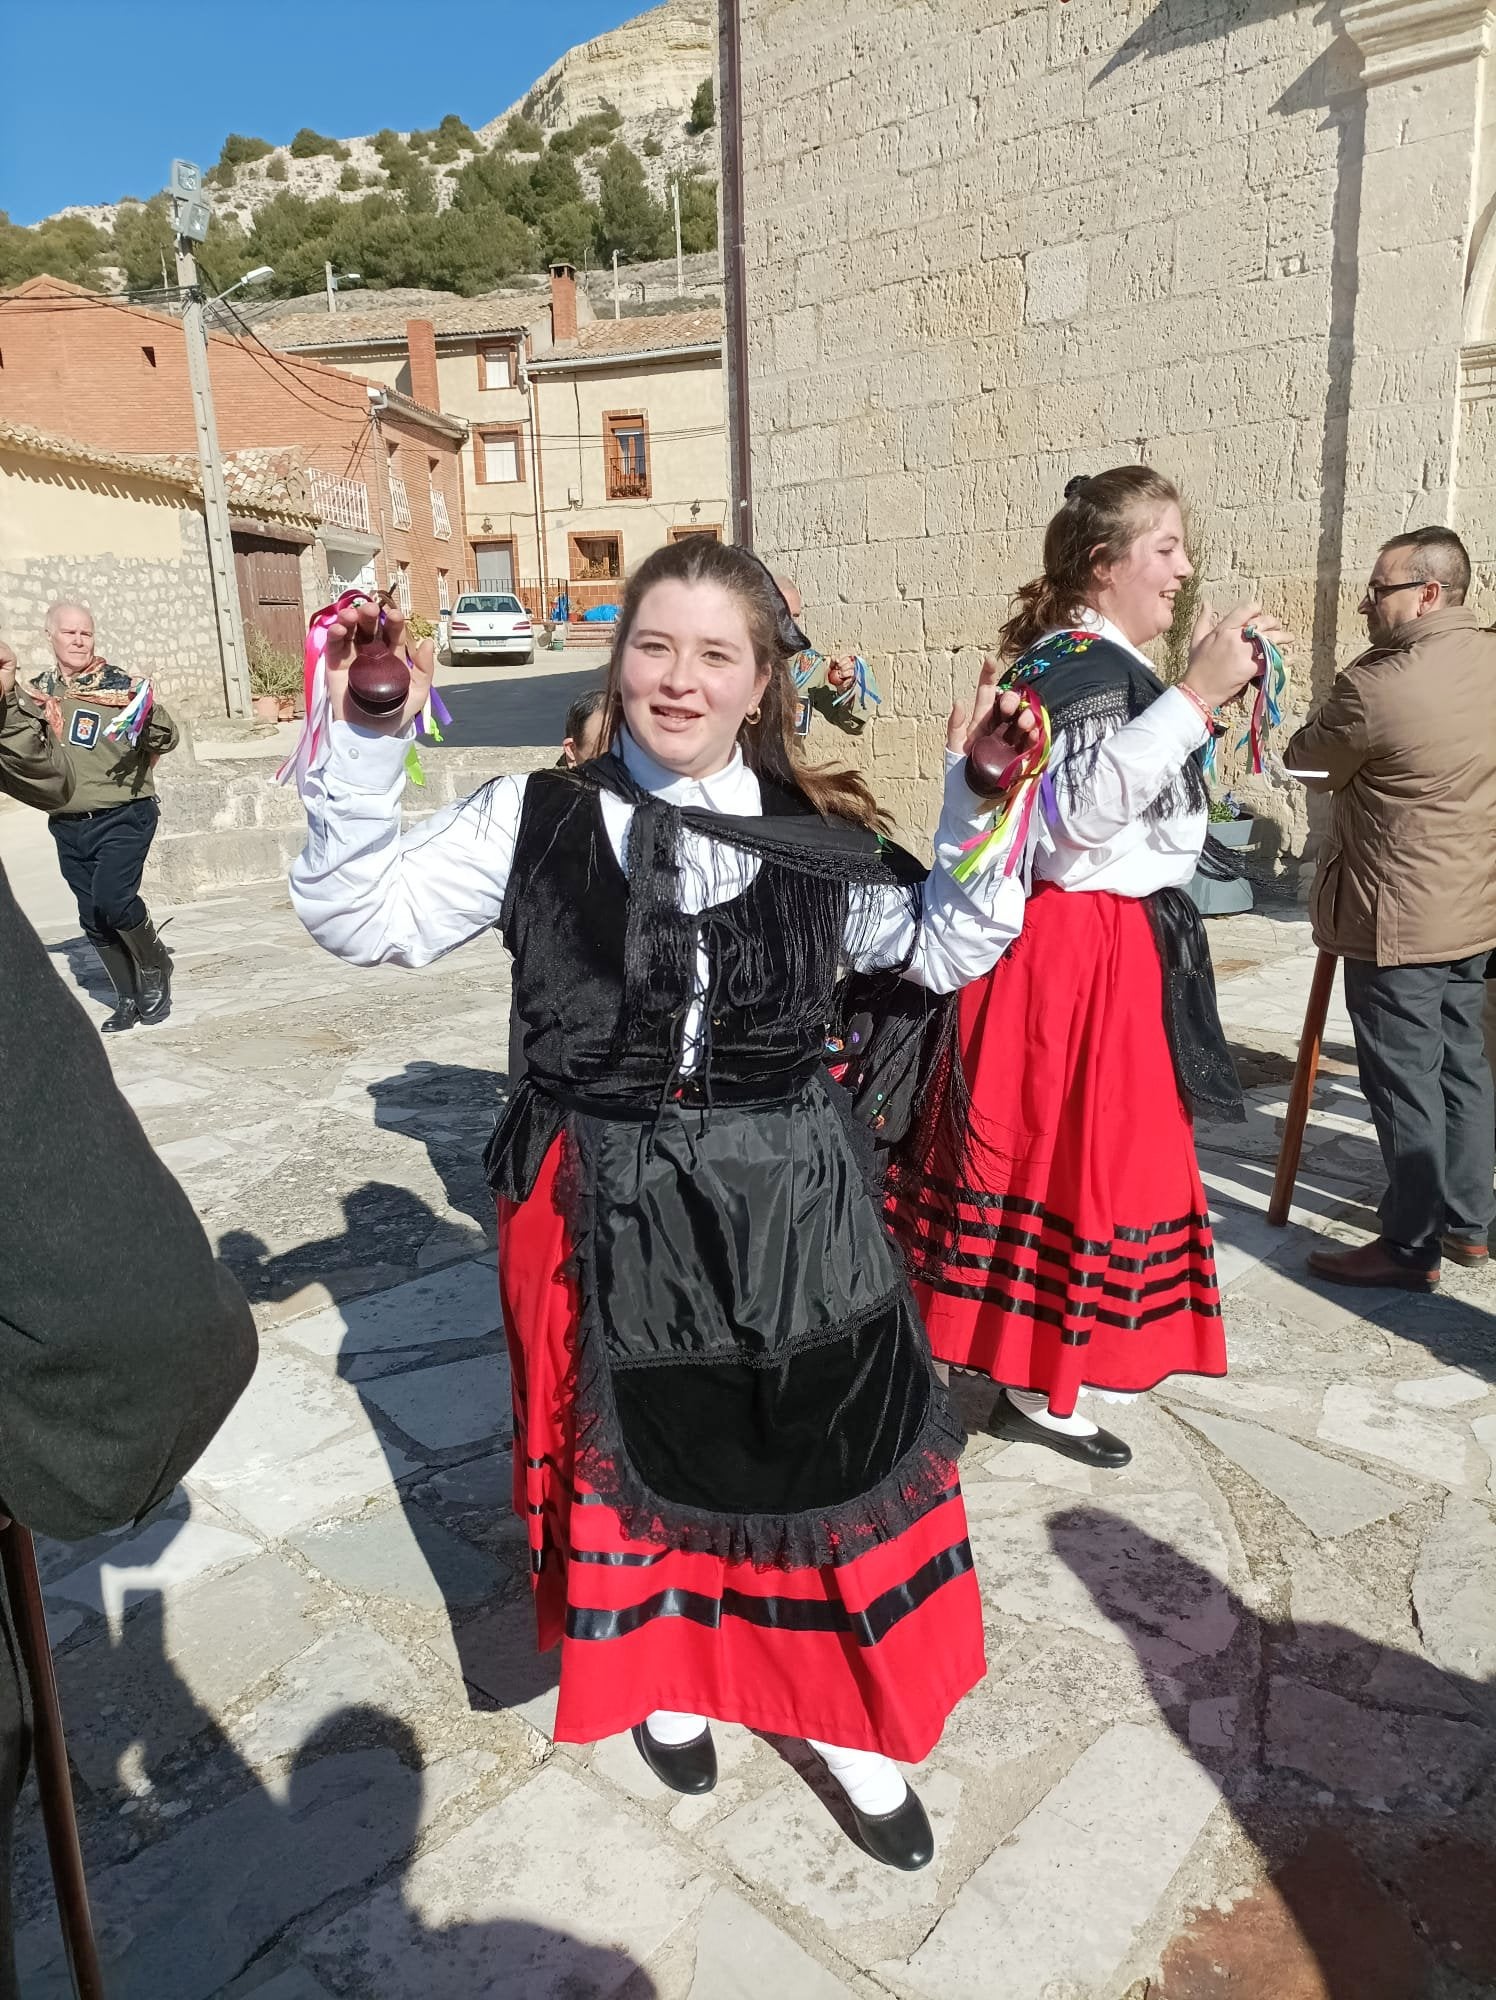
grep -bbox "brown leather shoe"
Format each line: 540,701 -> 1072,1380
1307,1240 -> 1439,1291
1440,1235 -> 1490,1266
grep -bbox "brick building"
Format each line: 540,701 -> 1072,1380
248,267 -> 727,613
736,0 -> 1496,861
0,276 -> 468,638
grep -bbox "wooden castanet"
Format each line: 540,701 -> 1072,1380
1268,948 -> 1339,1227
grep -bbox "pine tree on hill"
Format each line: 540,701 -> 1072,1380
595,141 -> 670,261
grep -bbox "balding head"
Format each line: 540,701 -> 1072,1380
45,600 -> 97,675
772,574 -> 803,623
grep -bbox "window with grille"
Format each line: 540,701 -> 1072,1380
395,564 -> 412,614
437,570 -> 450,612
604,413 -> 650,500
569,533 -> 623,582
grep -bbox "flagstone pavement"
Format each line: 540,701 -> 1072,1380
3,791 -> 1495,2000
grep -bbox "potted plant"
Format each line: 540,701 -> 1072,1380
1189,793 -> 1255,916
247,628 -> 304,723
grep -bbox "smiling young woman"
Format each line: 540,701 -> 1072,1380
888,467 -> 1290,1474
287,537 -> 1041,1870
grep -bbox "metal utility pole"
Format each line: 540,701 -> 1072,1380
672,177 -> 684,297
326,261 -> 338,315
171,159 -> 253,720
612,249 -> 621,320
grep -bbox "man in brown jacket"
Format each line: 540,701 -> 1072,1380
1287,526 -> 1496,1289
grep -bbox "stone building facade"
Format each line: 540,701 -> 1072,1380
0,420 -> 324,720
739,0 -> 1496,861
251,269 -> 727,610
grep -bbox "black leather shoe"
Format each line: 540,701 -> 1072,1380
631,1722 -> 717,1795
987,1391 -> 1132,1468
848,1785 -> 935,1871
117,914 -> 173,1025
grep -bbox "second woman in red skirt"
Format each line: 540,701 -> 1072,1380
890,467 -> 1288,1470
289,540 -> 1037,1869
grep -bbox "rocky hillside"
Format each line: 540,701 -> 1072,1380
47,0 -> 715,236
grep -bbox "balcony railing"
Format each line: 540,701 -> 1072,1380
430,485 -> 452,540
389,475 -> 412,530
305,466 -> 371,534
605,466 -> 650,501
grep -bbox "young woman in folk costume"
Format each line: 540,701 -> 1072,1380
888,468 -> 1288,1469
288,538 -> 1039,1870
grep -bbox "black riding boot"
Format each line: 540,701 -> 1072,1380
93,937 -> 139,1034
117,914 -> 173,1025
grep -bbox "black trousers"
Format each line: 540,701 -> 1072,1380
48,797 -> 159,942
1344,953 -> 1496,1267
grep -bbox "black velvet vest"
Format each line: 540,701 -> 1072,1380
498,766 -> 850,1113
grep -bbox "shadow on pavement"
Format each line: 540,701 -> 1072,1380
1051,1507 -> 1496,1997
24,1517 -> 641,1998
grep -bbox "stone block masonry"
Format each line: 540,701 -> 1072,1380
740,0 -> 1496,862
1,532 -> 225,720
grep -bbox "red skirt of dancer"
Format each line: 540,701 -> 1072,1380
498,1138 -> 986,1760
888,884 -> 1225,1418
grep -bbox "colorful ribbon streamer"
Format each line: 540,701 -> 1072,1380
104,680 -> 153,747
1203,625 -> 1287,779
950,688 -> 1052,885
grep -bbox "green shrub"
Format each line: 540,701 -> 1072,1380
688,78 -> 715,133
406,614 -> 437,641
219,133 -> 274,169
289,128 -> 349,161
266,155 -> 287,182
642,135 -> 663,158
498,114 -> 544,153
246,627 -> 303,698
338,163 -> 361,192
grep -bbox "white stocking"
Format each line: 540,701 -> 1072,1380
809,1739 -> 908,1816
1005,1386 -> 1098,1439
644,1708 -> 708,1745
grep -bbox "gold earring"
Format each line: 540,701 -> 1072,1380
744,704 -> 762,725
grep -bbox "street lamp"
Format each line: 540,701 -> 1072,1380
218,265 -> 275,300
325,264 -> 363,315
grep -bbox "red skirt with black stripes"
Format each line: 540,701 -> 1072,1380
497,1139 -> 986,1759
887,884 -> 1226,1418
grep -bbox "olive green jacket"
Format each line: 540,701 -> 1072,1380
0,692 -> 73,811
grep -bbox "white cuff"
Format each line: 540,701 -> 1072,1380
1149,686 -> 1213,754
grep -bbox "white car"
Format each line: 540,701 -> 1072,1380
447,593 -> 535,664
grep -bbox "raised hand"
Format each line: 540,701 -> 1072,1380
1183,602 -> 1291,712
323,597 -> 437,735
948,657 -> 1044,796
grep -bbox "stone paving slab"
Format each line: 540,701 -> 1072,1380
893,1723 -> 1223,2000
1169,1405 -> 1412,1537
302,1764 -> 714,1999
278,1257 -> 503,1356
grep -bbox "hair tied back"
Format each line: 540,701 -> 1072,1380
1063,475 -> 1091,501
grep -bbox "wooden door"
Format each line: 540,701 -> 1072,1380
233,534 -> 306,658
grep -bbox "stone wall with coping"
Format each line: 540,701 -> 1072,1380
1,493 -> 227,720
740,0 -> 1496,870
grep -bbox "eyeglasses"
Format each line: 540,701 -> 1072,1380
1365,578 -> 1431,605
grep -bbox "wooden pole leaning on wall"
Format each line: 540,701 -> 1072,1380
0,1520 -> 104,1999
1268,948 -> 1340,1228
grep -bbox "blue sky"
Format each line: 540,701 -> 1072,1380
2,1 -> 648,223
